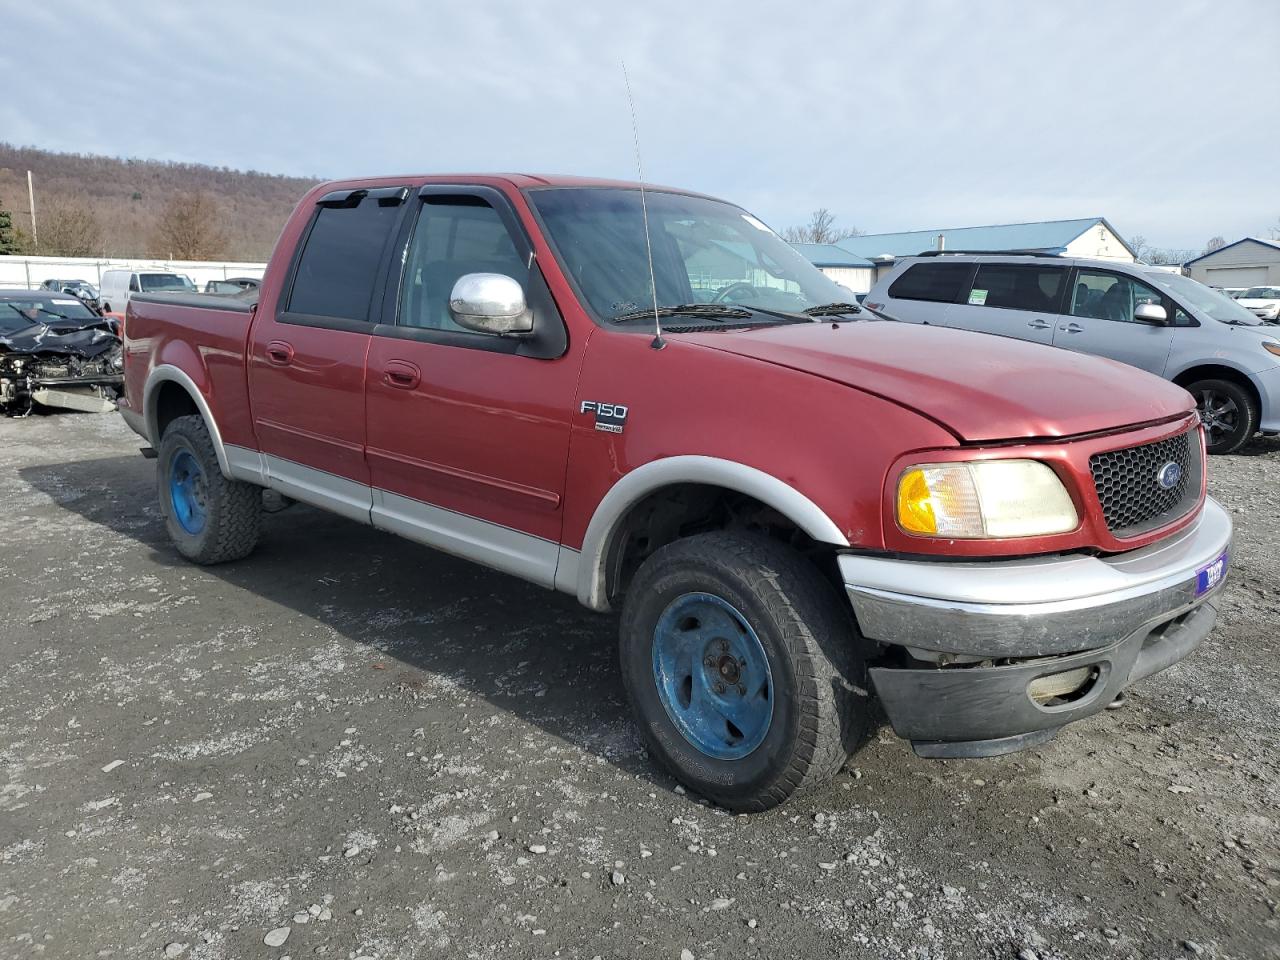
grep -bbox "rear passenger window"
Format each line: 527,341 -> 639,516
888,262 -> 973,303
287,196 -> 403,321
966,264 -> 1065,312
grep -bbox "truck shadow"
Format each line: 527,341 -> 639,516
20,454 -> 671,792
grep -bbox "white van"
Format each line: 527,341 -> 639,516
99,270 -> 196,315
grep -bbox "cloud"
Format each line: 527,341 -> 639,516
3,0 -> 1277,246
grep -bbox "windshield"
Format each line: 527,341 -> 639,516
1145,271 -> 1264,325
1,295 -> 98,333
140,273 -> 195,292
529,188 -> 856,324
1242,287 -> 1280,299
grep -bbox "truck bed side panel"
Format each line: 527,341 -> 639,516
122,297 -> 257,451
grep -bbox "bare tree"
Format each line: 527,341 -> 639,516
40,196 -> 104,257
782,208 -> 863,244
1128,234 -> 1150,262
1203,236 -> 1226,254
1146,247 -> 1197,266
149,191 -> 227,260
1270,217 -> 1280,241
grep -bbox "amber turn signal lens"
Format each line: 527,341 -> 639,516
1264,341 -> 1280,357
897,468 -> 937,535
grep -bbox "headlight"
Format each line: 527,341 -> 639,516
896,460 -> 1078,538
1263,340 -> 1280,358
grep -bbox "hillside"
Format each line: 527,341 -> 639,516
0,144 -> 321,261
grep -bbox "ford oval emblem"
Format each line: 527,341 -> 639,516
1156,461 -> 1182,490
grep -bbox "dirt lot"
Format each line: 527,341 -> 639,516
1,412 -> 1276,960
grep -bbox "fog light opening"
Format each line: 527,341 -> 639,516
1028,665 -> 1100,706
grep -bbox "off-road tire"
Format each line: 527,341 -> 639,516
157,414 -> 261,564
1188,378 -> 1257,455
619,531 -> 867,811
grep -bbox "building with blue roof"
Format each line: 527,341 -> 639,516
789,243 -> 876,292
792,218 -> 1135,291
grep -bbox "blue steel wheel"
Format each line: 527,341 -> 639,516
157,414 -> 261,564
620,531 -> 865,811
651,592 -> 774,760
168,449 -> 208,535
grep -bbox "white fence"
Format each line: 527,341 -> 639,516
0,255 -> 268,292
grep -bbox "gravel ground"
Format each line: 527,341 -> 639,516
1,412 -> 1277,960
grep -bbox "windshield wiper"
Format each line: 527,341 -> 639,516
610,303 -> 753,324
802,301 -> 862,318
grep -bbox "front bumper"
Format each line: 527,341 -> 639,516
840,498 -> 1232,756
1250,365 -> 1280,434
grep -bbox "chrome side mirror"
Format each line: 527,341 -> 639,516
1134,302 -> 1168,325
448,273 -> 532,336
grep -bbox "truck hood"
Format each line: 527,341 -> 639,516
676,321 -> 1195,443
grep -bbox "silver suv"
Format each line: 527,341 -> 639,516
865,252 -> 1280,453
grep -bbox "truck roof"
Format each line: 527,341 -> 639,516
308,172 -> 715,199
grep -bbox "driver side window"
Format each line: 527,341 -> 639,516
1069,271 -> 1163,324
398,197 -> 527,333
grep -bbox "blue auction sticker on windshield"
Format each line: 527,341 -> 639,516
1195,551 -> 1228,596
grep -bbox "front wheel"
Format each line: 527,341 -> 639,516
619,532 -> 867,811
1187,378 -> 1257,454
157,414 -> 262,564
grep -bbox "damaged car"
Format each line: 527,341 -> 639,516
0,291 -> 123,416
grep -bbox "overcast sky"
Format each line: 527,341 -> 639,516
5,0 -> 1278,249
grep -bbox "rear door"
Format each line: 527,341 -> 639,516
363,185 -> 576,586
1053,268 -> 1177,375
246,186 -> 408,520
957,261 -> 1068,344
877,260 -> 974,326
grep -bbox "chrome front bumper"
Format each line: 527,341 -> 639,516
841,498 -> 1232,659
840,498 -> 1232,755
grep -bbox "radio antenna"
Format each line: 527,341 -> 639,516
621,61 -> 665,351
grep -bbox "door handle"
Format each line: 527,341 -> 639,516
265,340 -> 295,365
1063,322 -> 1084,334
382,359 -> 421,390
1027,318 -> 1051,329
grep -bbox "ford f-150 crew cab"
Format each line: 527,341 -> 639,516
120,175 -> 1232,811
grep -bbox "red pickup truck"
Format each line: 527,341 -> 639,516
120,175 -> 1232,811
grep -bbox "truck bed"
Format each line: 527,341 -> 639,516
121,292 -> 259,452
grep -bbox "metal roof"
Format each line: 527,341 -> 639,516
830,218 -> 1126,260
789,242 -> 876,268
1183,236 -> 1280,266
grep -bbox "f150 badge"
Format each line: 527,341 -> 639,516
581,400 -> 628,434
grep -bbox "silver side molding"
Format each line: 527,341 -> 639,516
574,455 -> 849,610
263,454 -> 373,524
373,489 -> 560,588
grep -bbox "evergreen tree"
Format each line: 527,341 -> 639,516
0,197 -> 18,254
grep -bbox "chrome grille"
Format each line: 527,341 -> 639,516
1089,430 -> 1201,538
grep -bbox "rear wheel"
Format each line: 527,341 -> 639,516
619,532 -> 867,811
157,414 -> 261,563
1188,378 -> 1257,454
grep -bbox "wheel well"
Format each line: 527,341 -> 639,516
152,381 -> 200,440
603,483 -> 829,604
1172,365 -> 1260,412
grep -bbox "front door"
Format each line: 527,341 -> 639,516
246,186 -> 408,520
364,186 -> 577,587
1052,268 -> 1177,375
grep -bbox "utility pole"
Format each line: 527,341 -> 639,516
27,170 -> 38,250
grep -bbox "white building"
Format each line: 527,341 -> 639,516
789,243 -> 876,293
1183,237 -> 1280,289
